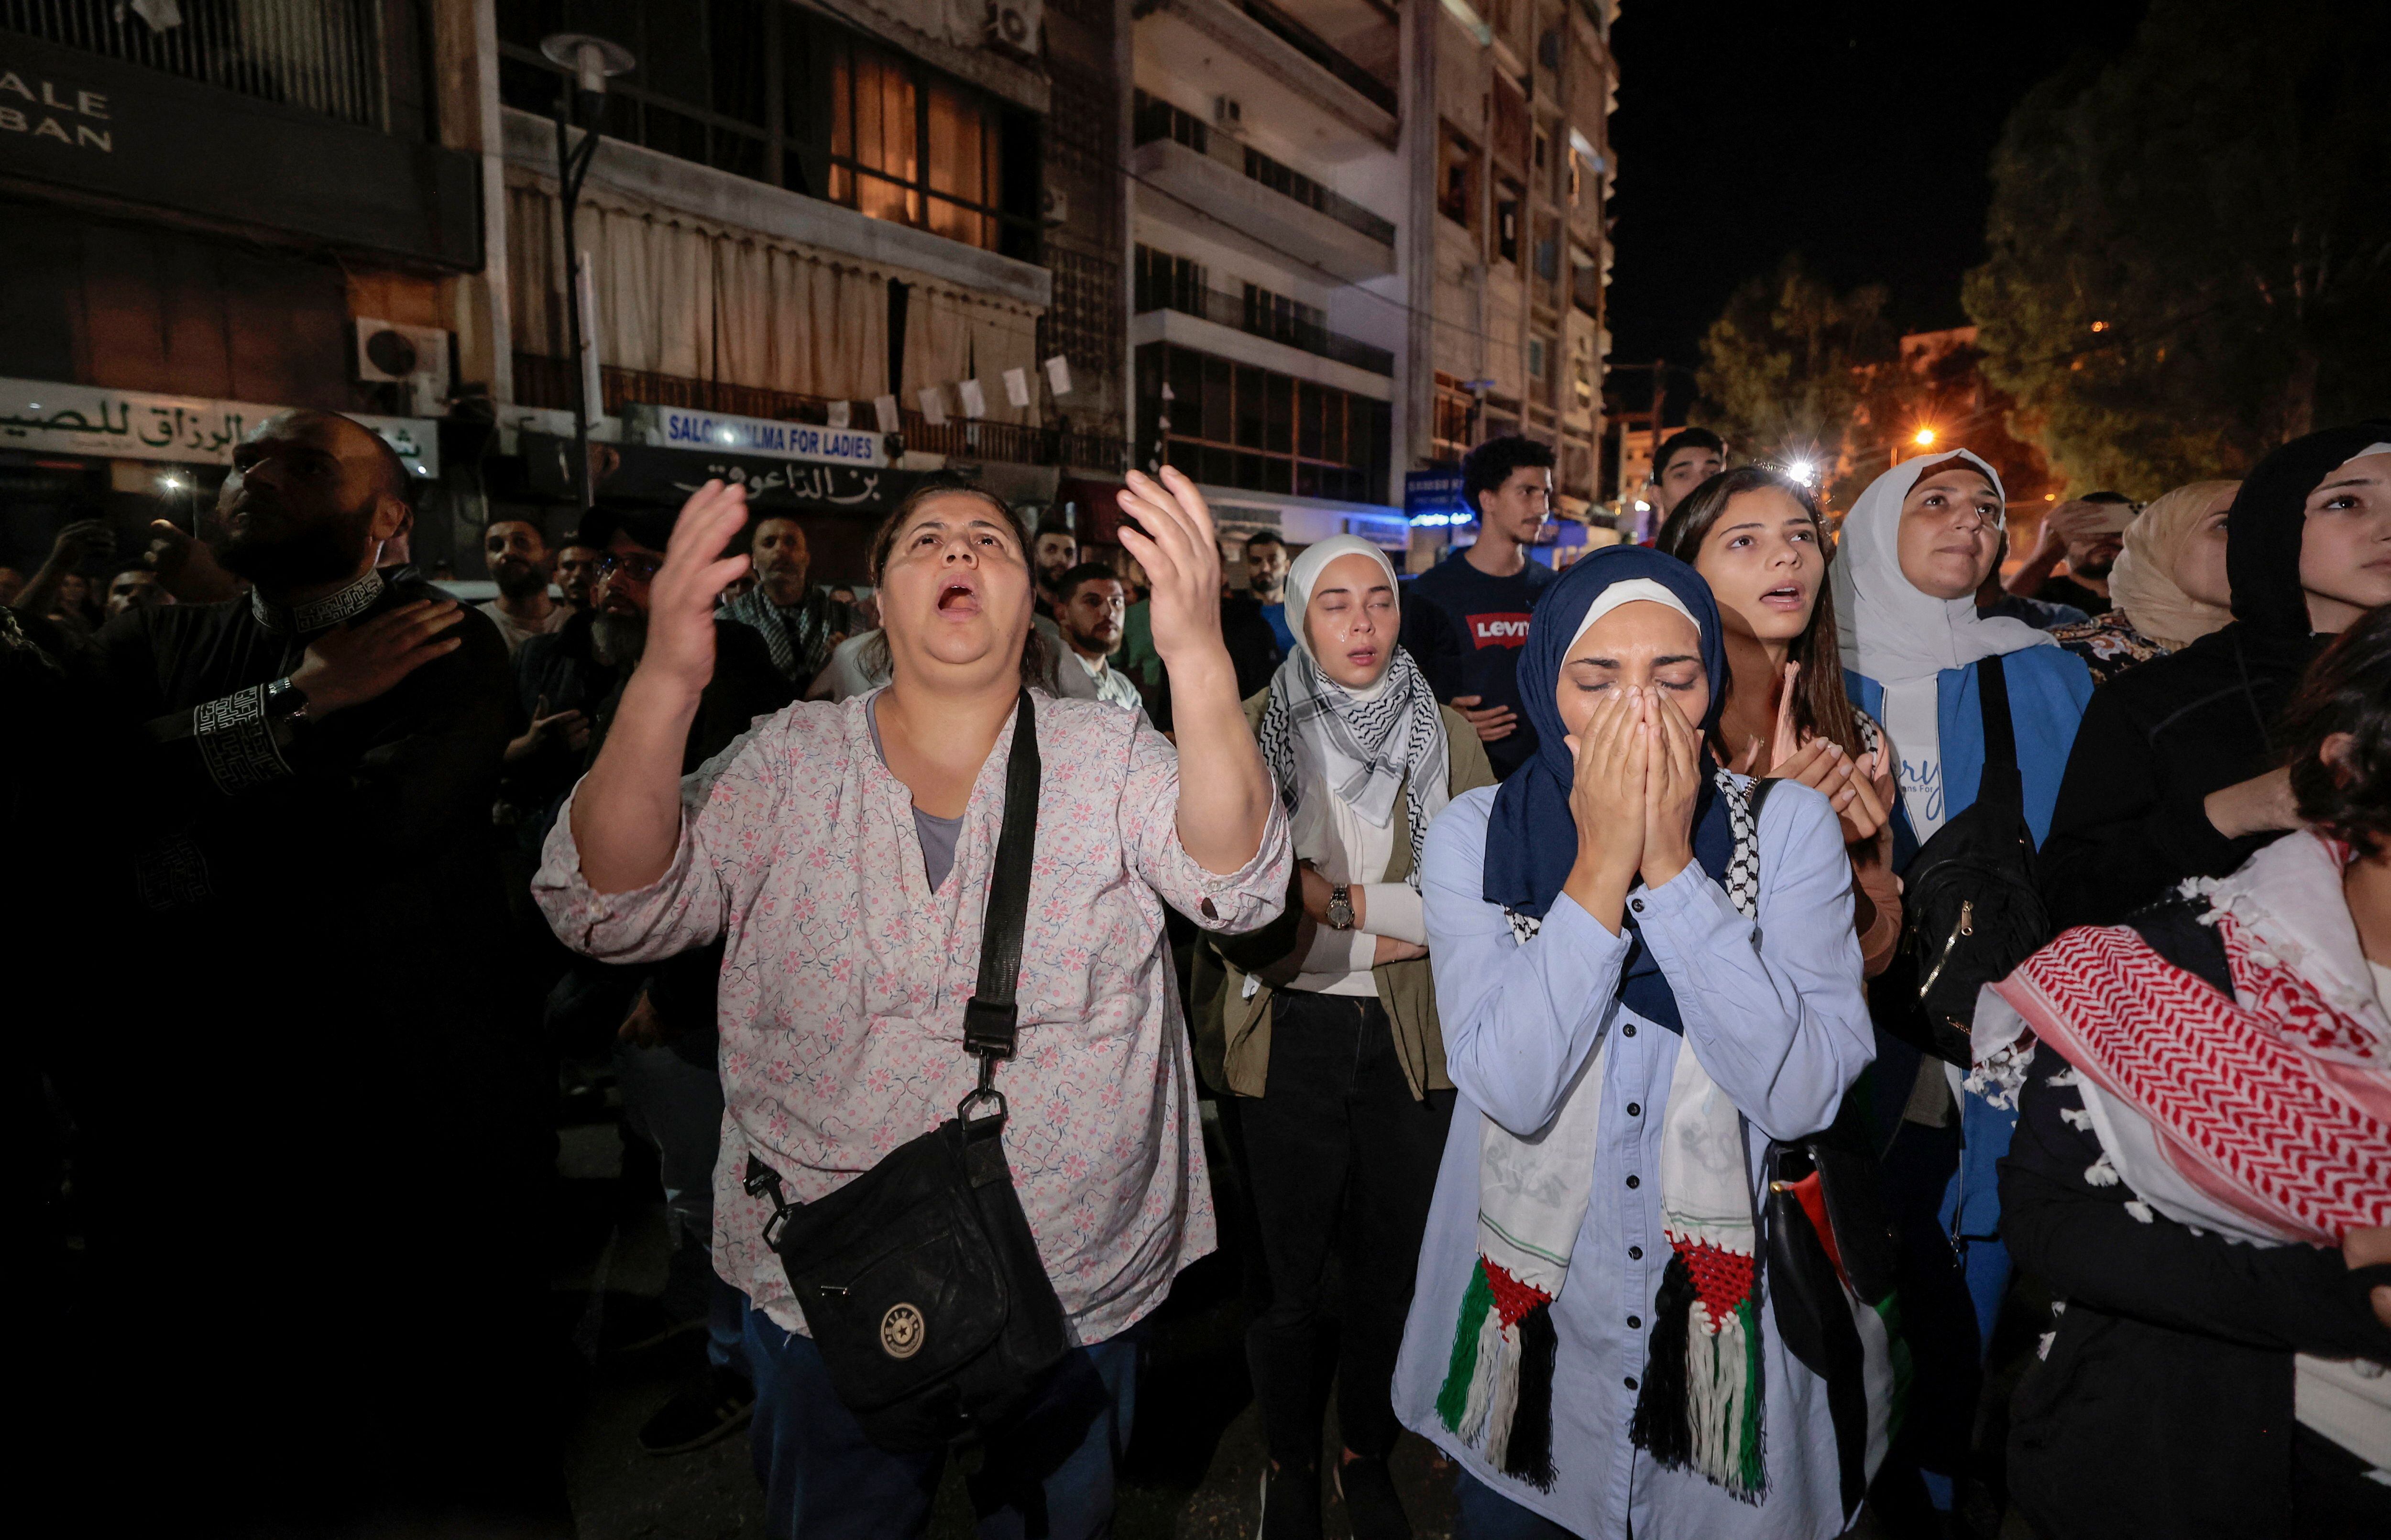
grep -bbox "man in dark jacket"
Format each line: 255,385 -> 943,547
2039,422 -> 2391,929
518,498 -> 794,1453
68,410 -> 562,1531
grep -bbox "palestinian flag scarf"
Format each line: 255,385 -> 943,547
1437,765 -> 1768,1498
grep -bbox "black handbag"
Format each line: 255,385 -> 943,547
1882,653 -> 2050,1065
741,691 -> 1071,1453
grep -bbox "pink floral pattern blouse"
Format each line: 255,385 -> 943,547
535,689 -> 1291,1341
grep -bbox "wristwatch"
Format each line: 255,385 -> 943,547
1326,884 -> 1355,931
263,676 -> 311,725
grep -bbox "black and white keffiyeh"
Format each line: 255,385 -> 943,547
1254,534 -> 1451,888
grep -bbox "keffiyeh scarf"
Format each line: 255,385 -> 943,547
1972,830 -> 2391,1246
1256,644 -> 1448,888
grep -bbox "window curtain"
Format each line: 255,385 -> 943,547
506,177 -> 892,404
899,282 -> 1041,424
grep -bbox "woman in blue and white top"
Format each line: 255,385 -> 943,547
1392,545 -> 1874,1539
1830,449 -> 2095,1520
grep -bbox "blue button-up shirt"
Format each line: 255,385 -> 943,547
1393,779 -> 1876,1539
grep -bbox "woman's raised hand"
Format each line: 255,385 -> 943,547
1116,467 -> 1228,672
643,480 -> 752,698
1641,690 -> 1703,888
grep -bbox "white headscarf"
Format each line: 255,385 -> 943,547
1258,536 -> 1451,886
1832,450 -> 2052,838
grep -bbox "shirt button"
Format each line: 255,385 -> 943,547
1628,1314 -> 1642,1330
1626,1102 -> 1642,1116
1631,898 -> 1644,913
1628,1245 -> 1643,1260
1625,1174 -> 1640,1189
1623,1024 -> 1637,1038
1624,1376 -> 1639,1391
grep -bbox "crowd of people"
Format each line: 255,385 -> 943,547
7,403 -> 2390,1540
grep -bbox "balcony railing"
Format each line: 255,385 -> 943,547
1136,286 -> 1393,377
5,0 -> 421,134
1132,93 -> 1396,248
512,358 -> 1128,476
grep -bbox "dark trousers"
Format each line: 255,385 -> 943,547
1874,1117 -> 1981,1519
745,1303 -> 1141,1539
1237,989 -> 1454,1468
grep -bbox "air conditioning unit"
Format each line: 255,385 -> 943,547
1213,95 -> 1242,128
355,319 -> 451,416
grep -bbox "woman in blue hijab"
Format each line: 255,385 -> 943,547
1391,546 -> 1876,1540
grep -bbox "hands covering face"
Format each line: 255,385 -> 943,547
1564,684 -> 1705,893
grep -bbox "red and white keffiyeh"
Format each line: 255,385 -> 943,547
1970,830 -> 2391,1246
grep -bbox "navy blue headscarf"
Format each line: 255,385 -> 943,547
1481,546 -> 1733,1030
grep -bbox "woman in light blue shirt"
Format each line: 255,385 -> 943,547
1392,546 -> 1875,1539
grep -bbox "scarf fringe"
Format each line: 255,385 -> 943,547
1632,1249 -> 1766,1502
1437,1258 -> 1560,1491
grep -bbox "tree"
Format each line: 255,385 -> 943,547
1963,0 -> 2391,493
1694,255 -> 1894,504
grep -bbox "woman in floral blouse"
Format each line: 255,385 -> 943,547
536,467 -> 1289,1539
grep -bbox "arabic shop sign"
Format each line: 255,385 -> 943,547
0,377 -> 439,477
522,435 -> 912,513
623,404 -> 889,469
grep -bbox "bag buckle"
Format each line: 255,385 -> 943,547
962,997 -> 1018,1060
957,1049 -> 1008,1126
744,1153 -> 797,1250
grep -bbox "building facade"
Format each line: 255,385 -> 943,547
1126,0 -> 1617,579
0,0 -> 1133,584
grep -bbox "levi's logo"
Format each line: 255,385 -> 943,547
1469,612 -> 1533,647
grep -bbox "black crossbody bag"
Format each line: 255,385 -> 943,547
1874,652 -> 2051,1065
742,692 -> 1071,1453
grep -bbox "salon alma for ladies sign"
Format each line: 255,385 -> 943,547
624,404 -> 889,469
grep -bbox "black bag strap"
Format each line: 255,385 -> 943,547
1975,653 -> 2024,813
958,692 -> 1042,1119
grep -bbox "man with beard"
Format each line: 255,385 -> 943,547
477,519 -> 568,654
1048,561 -> 1144,714
517,501 -> 792,1454
556,540 -> 601,612
716,515 -> 840,687
68,409 -> 562,1533
512,503 -> 790,826
2006,491 -> 2136,616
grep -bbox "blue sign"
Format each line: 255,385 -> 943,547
1404,469 -> 1469,526
624,404 -> 888,468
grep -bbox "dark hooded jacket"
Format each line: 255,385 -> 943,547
2039,421 -> 2391,929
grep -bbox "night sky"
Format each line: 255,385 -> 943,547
1603,0 -> 2150,406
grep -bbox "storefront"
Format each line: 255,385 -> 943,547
518,402 -> 919,584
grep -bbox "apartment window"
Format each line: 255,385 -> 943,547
1534,215 -> 1560,285
1133,244 -> 1208,313
1571,244 -> 1601,317
826,33 -> 1023,252
1137,343 -> 1390,504
498,2 -> 1037,257
1496,182 -> 1523,267
1438,125 -> 1480,232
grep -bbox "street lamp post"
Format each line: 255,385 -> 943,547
540,33 -> 636,513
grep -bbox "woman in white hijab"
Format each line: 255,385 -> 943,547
1205,535 -> 1495,1539
1832,449 -> 2097,1524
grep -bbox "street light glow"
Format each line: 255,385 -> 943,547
1913,428 -> 1938,447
